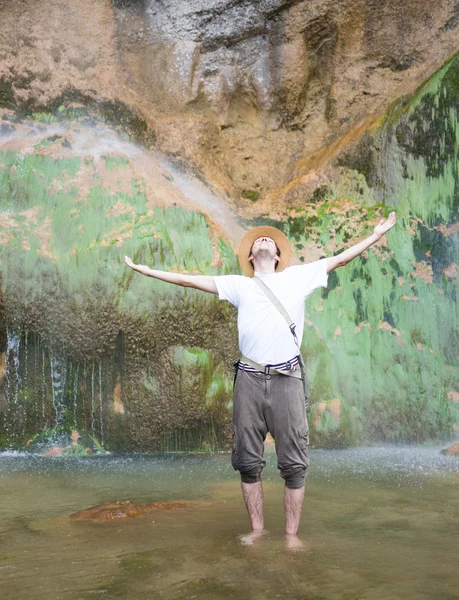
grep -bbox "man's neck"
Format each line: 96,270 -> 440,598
252,259 -> 277,274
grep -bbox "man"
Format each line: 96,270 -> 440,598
124,212 -> 397,542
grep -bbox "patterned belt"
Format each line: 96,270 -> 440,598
238,355 -> 301,376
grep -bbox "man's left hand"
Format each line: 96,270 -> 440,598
373,212 -> 396,239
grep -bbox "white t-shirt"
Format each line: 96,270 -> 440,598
214,258 -> 328,365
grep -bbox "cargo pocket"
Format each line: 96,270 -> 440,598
230,424 -> 236,451
297,423 -> 309,449
230,424 -> 238,470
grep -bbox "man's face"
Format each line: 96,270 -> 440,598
249,237 -> 280,266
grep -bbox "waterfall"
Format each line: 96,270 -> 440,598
41,345 -> 46,421
98,360 -> 104,446
73,364 -> 79,428
2,327 -> 22,445
5,328 -> 21,405
91,361 -> 95,435
50,349 -> 67,428
24,331 -> 28,402
0,327 -> 111,448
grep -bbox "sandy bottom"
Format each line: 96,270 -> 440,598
0,446 -> 458,600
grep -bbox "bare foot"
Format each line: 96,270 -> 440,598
285,533 -> 310,552
238,529 -> 269,547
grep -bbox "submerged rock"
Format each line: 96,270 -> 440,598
441,443 -> 459,456
70,500 -> 202,520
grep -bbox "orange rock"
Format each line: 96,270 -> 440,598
409,260 -> 433,284
113,374 -> 125,415
43,446 -> 67,456
0,352 -> 5,385
443,263 -> 458,279
70,430 -> 81,446
69,500 -> 199,520
435,223 -> 459,236
378,321 -> 402,347
447,391 -> 459,404
264,432 -> 275,451
442,443 -> 459,456
355,321 -> 372,335
313,398 -> 342,428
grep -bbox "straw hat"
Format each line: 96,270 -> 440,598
238,226 -> 291,277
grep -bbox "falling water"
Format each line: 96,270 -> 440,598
2,328 -> 22,445
41,349 -> 46,421
91,361 -> 95,435
49,349 -> 67,427
5,328 -> 21,405
23,331 -> 28,402
98,360 -> 104,446
34,336 -> 39,424
73,364 -> 79,428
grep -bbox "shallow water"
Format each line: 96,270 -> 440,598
1,446 -> 458,600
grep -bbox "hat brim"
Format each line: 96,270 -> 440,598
238,226 -> 291,277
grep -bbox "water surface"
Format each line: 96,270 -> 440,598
1,447 -> 458,600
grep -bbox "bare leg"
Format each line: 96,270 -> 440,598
284,485 -> 304,535
241,481 -> 265,530
238,481 -> 267,546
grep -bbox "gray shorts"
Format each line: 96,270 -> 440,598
230,367 -> 309,489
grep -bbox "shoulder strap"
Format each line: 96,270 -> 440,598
252,276 -> 310,408
252,276 -> 299,347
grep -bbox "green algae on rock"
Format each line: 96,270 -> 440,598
1,58 -> 458,451
0,111 -> 238,451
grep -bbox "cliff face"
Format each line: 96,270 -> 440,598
0,1 -> 458,451
2,0 -> 459,197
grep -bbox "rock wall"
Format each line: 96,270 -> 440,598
2,0 -> 459,197
0,0 -> 458,451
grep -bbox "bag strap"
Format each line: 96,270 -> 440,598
252,276 -> 299,347
252,276 -> 310,409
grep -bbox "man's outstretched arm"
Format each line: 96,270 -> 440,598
326,211 -> 397,274
124,256 -> 218,294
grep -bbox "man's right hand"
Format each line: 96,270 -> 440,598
123,255 -> 218,294
124,256 -> 136,269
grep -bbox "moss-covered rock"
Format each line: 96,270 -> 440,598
25,427 -> 105,456
1,54 -> 459,451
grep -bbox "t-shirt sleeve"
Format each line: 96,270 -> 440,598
213,275 -> 245,307
286,258 -> 329,298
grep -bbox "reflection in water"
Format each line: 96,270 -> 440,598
0,447 -> 458,600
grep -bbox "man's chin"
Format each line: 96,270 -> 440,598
252,250 -> 276,261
